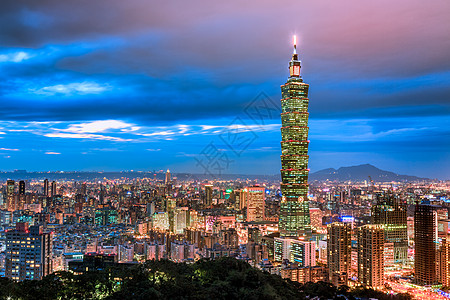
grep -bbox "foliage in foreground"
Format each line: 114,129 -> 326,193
0,258 -> 412,300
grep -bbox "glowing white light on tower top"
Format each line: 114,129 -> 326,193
293,35 -> 297,54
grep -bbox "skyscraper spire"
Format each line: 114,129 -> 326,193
289,36 -> 301,78
293,35 -> 297,54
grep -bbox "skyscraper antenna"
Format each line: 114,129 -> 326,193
293,35 -> 297,54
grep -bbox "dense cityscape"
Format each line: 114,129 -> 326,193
1,170 -> 449,298
0,38 -> 449,299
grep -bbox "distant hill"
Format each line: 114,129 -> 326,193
0,164 -> 430,182
0,171 -> 280,182
309,164 -> 428,182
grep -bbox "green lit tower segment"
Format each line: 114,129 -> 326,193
279,36 -> 312,238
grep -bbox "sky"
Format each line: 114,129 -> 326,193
0,0 -> 449,179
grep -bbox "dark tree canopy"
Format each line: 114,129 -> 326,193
0,258 -> 412,300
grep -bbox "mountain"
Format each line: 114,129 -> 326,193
0,165 -> 430,182
0,171 -> 281,182
309,164 -> 428,182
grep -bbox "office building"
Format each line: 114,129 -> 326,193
6,180 -> 15,211
371,193 -> 408,264
244,186 -> 265,222
327,222 -> 352,286
309,208 -> 324,231
165,169 -> 171,185
51,181 -> 57,197
43,179 -> 49,197
414,202 -> 439,285
205,185 -> 213,207
279,37 -> 311,238
18,181 -> 25,195
238,189 -> 248,210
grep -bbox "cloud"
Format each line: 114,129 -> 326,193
32,81 -> 110,95
64,120 -> 134,133
0,51 -> 32,63
0,148 -> 19,151
310,118 -> 448,143
90,148 -> 124,152
0,0 -> 447,124
45,151 -> 61,155
44,132 -> 130,142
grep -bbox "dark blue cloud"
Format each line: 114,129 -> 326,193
0,0 -> 449,178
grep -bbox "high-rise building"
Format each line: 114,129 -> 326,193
165,169 -> 171,185
238,189 -> 247,210
18,180 -> 25,195
17,180 -> 27,211
6,179 -> 15,211
205,185 -> 213,207
414,202 -> 439,285
80,182 -> 87,196
357,224 -> 384,289
371,193 -> 408,264
327,222 -> 352,286
152,212 -> 170,232
244,186 -> 265,222
439,236 -> 450,286
50,181 -> 57,197
99,184 -> 105,204
174,207 -> 188,234
43,179 -> 49,197
309,208 -> 324,231
5,222 -> 53,281
278,36 -> 311,238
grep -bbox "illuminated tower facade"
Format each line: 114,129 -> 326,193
279,36 -> 311,238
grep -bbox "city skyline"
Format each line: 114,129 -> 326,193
0,0 -> 449,179
2,1 -> 450,297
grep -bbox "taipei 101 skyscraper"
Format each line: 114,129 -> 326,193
279,36 -> 312,238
